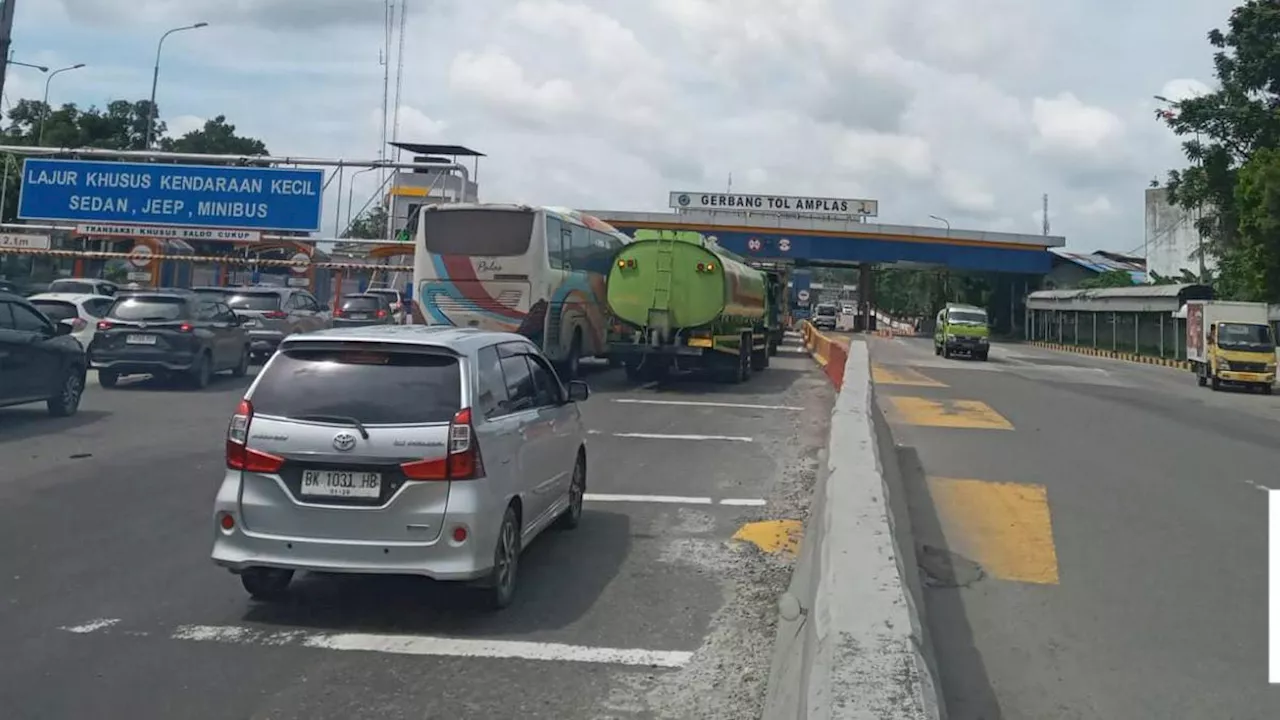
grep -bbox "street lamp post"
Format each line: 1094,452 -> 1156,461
38,63 -> 86,146
929,214 -> 951,231
144,22 -> 208,149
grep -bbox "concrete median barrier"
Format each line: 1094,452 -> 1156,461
763,334 -> 943,720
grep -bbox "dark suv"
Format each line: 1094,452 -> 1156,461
332,293 -> 396,327
0,292 -> 87,416
90,292 -> 251,389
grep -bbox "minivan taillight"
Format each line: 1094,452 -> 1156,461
400,407 -> 484,481
225,398 -> 284,473
97,320 -> 114,331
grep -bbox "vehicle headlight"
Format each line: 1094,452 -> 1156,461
978,337 -> 989,343
946,334 -> 957,341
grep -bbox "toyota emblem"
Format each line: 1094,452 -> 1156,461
332,432 -> 357,451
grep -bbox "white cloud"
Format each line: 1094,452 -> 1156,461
1075,196 -> 1114,216
165,115 -> 206,138
1159,78 -> 1213,102
1031,92 -> 1125,155
448,49 -> 578,127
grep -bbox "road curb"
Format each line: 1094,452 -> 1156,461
762,336 -> 943,720
1028,340 -> 1190,369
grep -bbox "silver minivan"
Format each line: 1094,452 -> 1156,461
211,325 -> 590,609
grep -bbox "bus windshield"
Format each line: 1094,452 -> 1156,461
423,209 -> 534,257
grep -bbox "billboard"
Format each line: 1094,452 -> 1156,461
669,191 -> 878,218
17,158 -> 325,233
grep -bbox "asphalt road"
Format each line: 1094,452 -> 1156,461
869,334 -> 1280,719
0,334 -> 833,720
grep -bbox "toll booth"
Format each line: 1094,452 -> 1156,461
73,235 -> 196,288
225,240 -> 334,303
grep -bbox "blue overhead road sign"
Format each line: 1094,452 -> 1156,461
17,158 -> 325,233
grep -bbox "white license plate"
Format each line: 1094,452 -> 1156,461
126,334 -> 157,345
300,469 -> 382,498
347,312 -> 369,319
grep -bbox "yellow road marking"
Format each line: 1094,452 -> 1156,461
872,364 -> 948,387
732,520 -> 803,554
927,477 -> 1060,584
887,397 -> 1013,430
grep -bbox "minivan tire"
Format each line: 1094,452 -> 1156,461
240,568 -> 293,601
231,346 -> 250,378
486,505 -> 522,610
47,369 -> 84,417
557,453 -> 586,530
190,353 -> 212,389
99,370 -> 119,388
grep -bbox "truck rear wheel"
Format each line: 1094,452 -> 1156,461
751,334 -> 769,371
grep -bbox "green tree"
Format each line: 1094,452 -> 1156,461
1228,145 -> 1280,300
1077,270 -> 1137,289
159,115 -> 267,155
343,204 -> 388,240
1159,0 -> 1280,295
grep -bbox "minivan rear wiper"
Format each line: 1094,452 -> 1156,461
293,414 -> 370,439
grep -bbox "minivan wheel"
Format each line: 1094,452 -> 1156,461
98,370 -> 119,388
240,568 -> 293,601
231,346 -> 250,378
47,370 -> 84,417
190,353 -> 212,389
487,506 -> 521,610
557,453 -> 586,530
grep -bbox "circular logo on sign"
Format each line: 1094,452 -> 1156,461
778,238 -> 792,252
128,245 -> 153,268
332,432 -> 357,452
748,238 -> 762,251
289,252 -> 311,274
798,289 -> 810,302
677,194 -> 691,207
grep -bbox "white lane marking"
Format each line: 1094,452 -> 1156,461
170,624 -> 692,668
589,430 -> 754,442
588,493 -> 711,504
718,498 -> 768,507
59,618 -> 120,634
585,493 -> 766,506
612,399 -> 803,411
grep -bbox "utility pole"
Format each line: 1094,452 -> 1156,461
1042,193 -> 1050,236
0,0 -> 18,112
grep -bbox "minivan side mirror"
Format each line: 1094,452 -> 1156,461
567,380 -> 590,403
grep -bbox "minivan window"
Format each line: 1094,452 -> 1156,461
107,297 -> 188,321
476,345 -> 510,418
816,305 -> 837,316
498,353 -> 537,413
251,348 -> 462,424
227,293 -> 282,311
527,355 -> 562,406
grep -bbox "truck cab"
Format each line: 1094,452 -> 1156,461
1185,300 -> 1276,393
934,303 -> 990,360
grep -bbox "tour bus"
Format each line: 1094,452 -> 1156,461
411,203 -> 630,378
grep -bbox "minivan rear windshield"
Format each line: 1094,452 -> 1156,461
107,297 -> 188,321
816,306 -> 837,316
251,348 -> 461,424
341,296 -> 382,311
227,293 -> 282,311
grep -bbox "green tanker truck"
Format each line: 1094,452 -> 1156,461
606,229 -> 785,382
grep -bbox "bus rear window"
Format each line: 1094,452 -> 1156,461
424,209 -> 534,257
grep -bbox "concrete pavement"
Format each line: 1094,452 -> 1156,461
0,348 -> 833,719
870,334 -> 1280,719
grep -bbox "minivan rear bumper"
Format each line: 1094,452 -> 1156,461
210,472 -> 500,582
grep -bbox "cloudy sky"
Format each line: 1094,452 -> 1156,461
9,0 -> 1236,252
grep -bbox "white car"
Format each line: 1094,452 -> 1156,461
46,278 -> 120,297
27,293 -> 116,350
